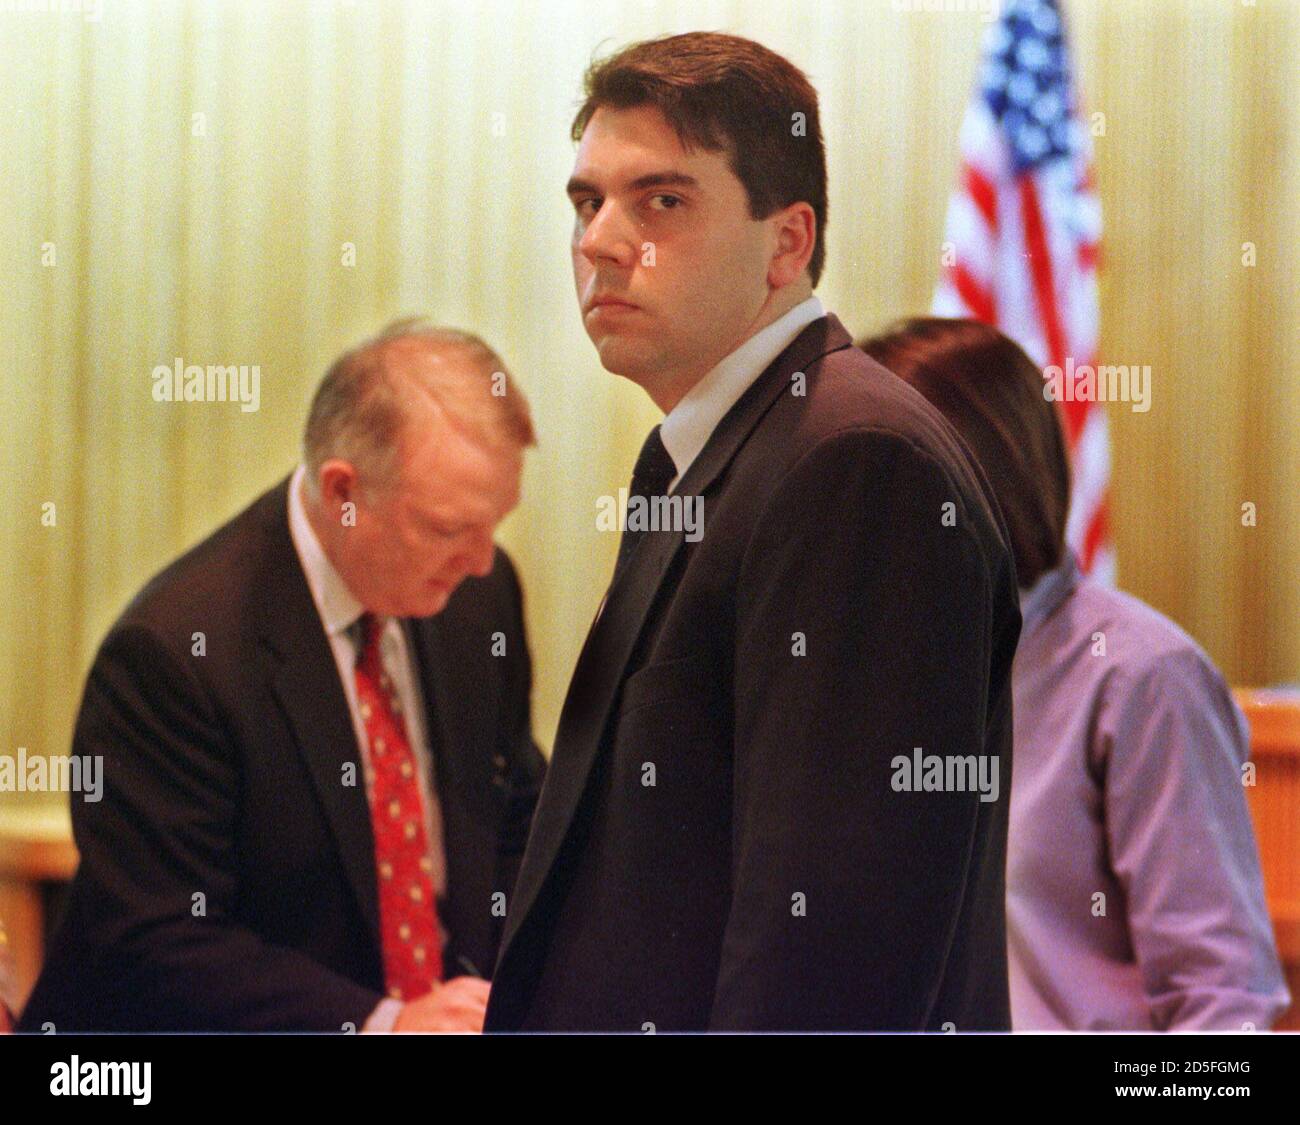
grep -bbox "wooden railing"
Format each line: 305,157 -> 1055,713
0,803 -> 77,1018
1236,687 -> 1300,1030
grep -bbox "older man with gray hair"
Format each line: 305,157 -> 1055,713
21,319 -> 543,1033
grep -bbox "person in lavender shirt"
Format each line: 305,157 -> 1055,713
860,317 -> 1290,1031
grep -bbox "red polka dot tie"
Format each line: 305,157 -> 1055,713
354,612 -> 443,1000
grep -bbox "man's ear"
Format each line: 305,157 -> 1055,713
316,459 -> 359,512
767,201 -> 816,289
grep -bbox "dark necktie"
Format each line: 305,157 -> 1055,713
613,424 -> 677,584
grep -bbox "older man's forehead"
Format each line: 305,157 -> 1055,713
402,410 -> 519,491
385,344 -> 494,420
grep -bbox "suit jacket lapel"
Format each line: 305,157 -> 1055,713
406,610 -> 499,835
499,313 -> 855,958
257,480 -> 382,954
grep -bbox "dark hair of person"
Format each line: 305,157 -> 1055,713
859,317 -> 1071,587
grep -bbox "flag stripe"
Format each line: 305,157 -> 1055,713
950,262 -> 999,324
963,162 -> 1000,231
1018,176 -> 1068,370
932,0 -> 1113,581
1081,492 -> 1110,573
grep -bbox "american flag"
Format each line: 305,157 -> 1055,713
933,0 -> 1112,582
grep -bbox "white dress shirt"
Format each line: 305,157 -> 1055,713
287,464 -> 449,1030
593,296 -> 827,624
659,295 -> 824,489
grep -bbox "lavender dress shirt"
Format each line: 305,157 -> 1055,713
1007,553 -> 1290,1029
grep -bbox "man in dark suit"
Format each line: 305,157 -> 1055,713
485,32 -> 1021,1031
20,320 -> 544,1032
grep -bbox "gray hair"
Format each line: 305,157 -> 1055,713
302,317 -> 535,495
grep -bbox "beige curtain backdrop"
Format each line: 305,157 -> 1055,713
2,0 -> 1298,813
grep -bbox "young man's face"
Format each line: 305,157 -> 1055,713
567,104 -> 778,403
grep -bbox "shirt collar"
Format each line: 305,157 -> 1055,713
659,295 -> 825,488
287,463 -> 366,638
1019,549 -> 1083,634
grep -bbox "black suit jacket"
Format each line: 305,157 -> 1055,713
20,478 -> 544,1031
485,314 -> 1021,1031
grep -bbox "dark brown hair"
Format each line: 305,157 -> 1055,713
858,317 -> 1071,588
571,32 -> 828,286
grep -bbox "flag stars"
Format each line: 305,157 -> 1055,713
409,884 -> 424,903
978,0 -> 1074,172
1032,90 -> 1062,123
1008,72 -> 1037,107
379,861 -> 393,880
1017,124 -> 1049,159
388,799 -> 401,819
1015,36 -> 1050,72
981,60 -> 1008,91
1031,4 -> 1059,35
